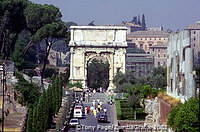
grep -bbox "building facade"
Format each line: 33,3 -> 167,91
127,30 -> 169,54
149,44 -> 167,67
185,21 -> 200,68
167,30 -> 196,102
126,53 -> 153,77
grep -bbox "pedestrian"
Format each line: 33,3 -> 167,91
87,106 -> 90,114
93,109 -> 97,117
97,105 -> 101,112
97,99 -> 100,104
100,101 -> 102,106
103,108 -> 107,114
85,107 -> 87,115
90,106 -> 94,115
92,100 -> 96,107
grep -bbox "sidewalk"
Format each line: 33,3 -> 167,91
112,104 -> 118,125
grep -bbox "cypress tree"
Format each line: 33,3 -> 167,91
32,104 -> 38,132
26,107 -> 33,132
43,91 -> 49,130
47,85 -> 53,126
55,77 -> 60,113
36,94 -> 46,132
52,79 -> 57,114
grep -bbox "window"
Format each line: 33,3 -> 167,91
158,54 -> 160,58
140,44 -> 143,48
158,62 -> 160,66
164,54 -> 166,57
193,31 -> 196,34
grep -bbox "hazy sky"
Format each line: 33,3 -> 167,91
30,0 -> 200,30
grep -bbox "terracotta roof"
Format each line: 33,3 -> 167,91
128,30 -> 170,38
185,22 -> 200,30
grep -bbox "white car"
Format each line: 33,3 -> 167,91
69,118 -> 79,126
74,109 -> 83,118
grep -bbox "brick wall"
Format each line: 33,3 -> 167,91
158,98 -> 172,124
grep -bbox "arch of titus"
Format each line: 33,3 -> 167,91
69,26 -> 127,90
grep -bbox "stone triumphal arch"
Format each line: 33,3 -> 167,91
69,26 -> 127,90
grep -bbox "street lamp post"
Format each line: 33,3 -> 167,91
0,64 -> 5,132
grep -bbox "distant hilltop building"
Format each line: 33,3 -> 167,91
121,14 -> 146,33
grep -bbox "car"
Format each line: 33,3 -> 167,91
69,118 -> 79,127
73,109 -> 83,118
74,105 -> 82,109
97,114 -> 108,123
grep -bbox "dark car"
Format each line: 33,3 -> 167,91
97,114 -> 108,123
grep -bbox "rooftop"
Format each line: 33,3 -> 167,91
70,25 -> 128,30
128,30 -> 170,38
185,22 -> 200,30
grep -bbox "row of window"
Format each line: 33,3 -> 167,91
157,54 -> 166,58
134,38 -> 167,41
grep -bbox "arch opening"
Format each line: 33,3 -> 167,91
86,56 -> 110,92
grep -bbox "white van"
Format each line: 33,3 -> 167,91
73,109 -> 83,118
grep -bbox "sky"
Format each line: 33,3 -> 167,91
30,0 -> 200,30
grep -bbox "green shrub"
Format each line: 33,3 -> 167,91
168,98 -> 199,132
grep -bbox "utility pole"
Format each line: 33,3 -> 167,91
0,64 -> 5,132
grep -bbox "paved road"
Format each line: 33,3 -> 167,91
67,93 -> 117,132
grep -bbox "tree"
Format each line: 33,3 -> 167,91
168,98 -> 200,132
32,104 -> 38,132
0,0 -> 27,59
12,29 -> 34,70
113,71 -> 136,92
15,72 -> 41,105
26,106 -> 33,132
24,3 -> 62,33
151,66 -> 167,89
128,93 -> 141,119
31,21 -> 69,86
